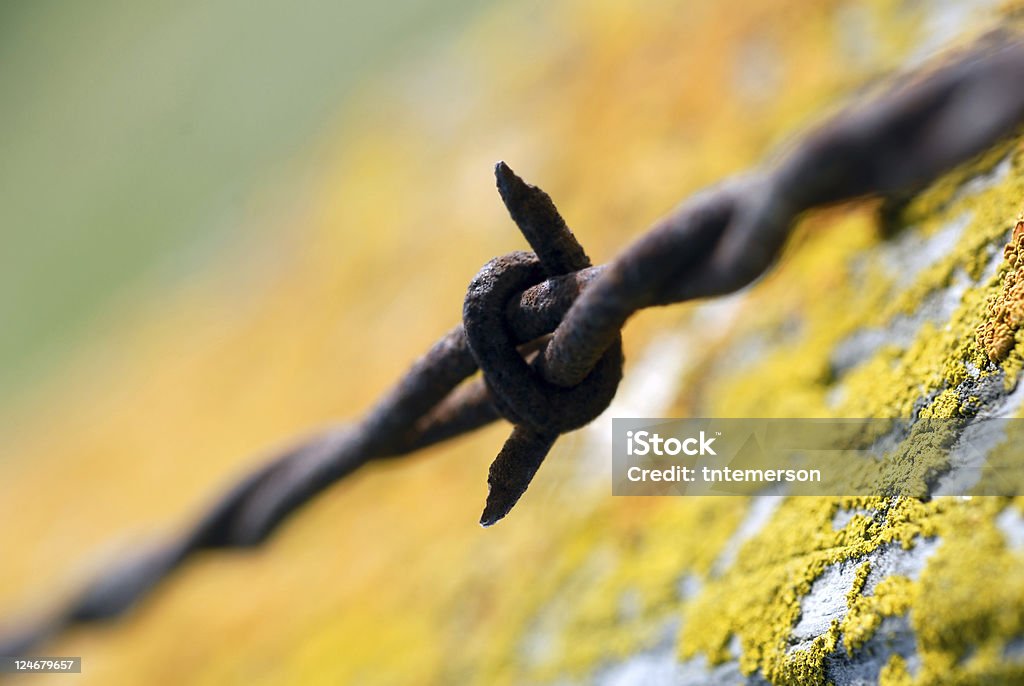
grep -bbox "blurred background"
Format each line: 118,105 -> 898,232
0,0 -> 491,412
0,0 -> 1011,684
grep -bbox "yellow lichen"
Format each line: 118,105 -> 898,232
841,574 -> 914,654
666,123 -> 1024,684
978,220 -> 1024,362
879,654 -> 913,686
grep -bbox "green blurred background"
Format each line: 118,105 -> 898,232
0,0 -> 488,410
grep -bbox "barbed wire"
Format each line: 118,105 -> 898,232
3,27 -> 1024,658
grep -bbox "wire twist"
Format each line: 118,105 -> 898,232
464,164 -> 623,525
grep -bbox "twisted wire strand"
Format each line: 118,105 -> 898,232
3,27 -> 1024,657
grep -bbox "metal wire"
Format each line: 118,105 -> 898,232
3,27 -> 1024,657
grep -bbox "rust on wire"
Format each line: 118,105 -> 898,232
3,27 -> 1024,656
466,164 -> 623,524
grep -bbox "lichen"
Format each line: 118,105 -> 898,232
978,220 -> 1024,362
661,112 -> 1024,686
840,574 -> 914,654
879,654 -> 913,686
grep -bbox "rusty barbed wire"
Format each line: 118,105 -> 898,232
3,27 -> 1024,657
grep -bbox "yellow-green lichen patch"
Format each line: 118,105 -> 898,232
840,574 -> 914,653
673,495 -> 1024,686
978,220 -> 1024,362
502,496 -> 747,683
704,142 -> 1024,423
695,208 -> 890,419
690,139 -> 1024,425
549,130 -> 1024,683
846,559 -> 872,607
909,498 -> 1024,685
879,654 -> 914,686
677,497 -> 946,685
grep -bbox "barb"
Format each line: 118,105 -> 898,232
3,28 -> 1024,657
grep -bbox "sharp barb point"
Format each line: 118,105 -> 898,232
476,428 -> 555,530
479,487 -> 516,528
494,160 -> 531,205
